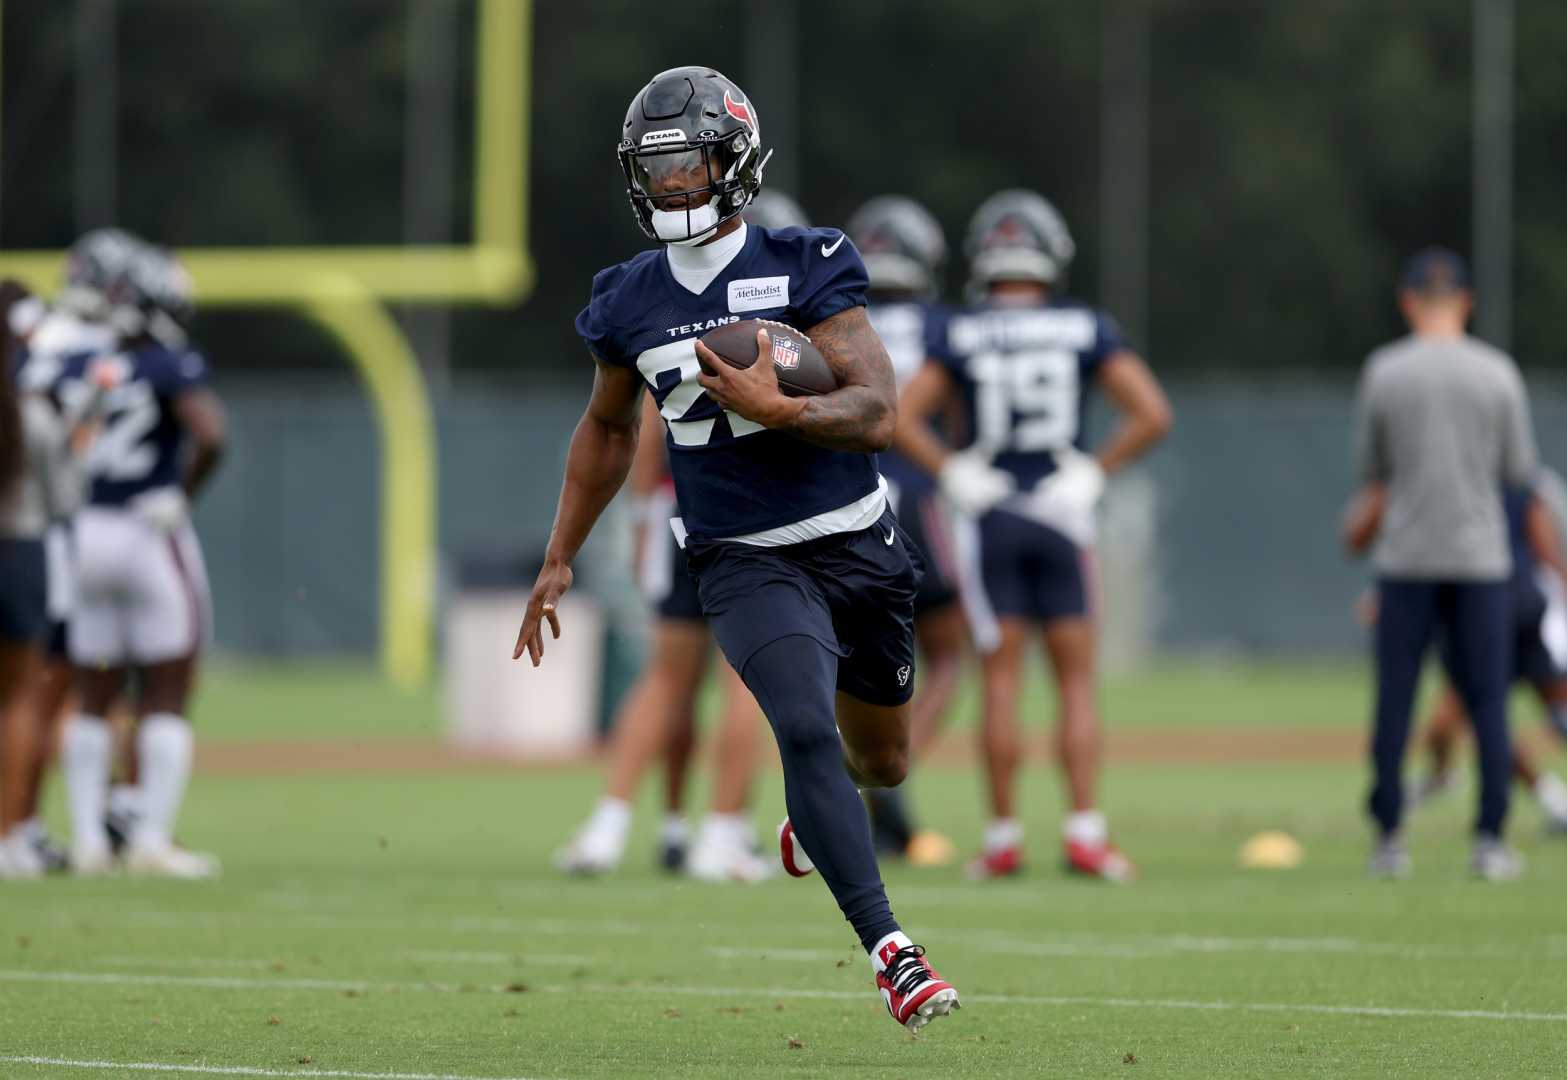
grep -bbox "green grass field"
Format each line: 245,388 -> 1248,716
6,662 -> 1567,1078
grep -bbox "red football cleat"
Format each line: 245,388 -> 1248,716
964,844 -> 1023,880
872,932 -> 960,1032
1064,839 -> 1136,882
777,818 -> 815,877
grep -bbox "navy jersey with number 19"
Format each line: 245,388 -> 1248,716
929,299 -> 1122,491
575,225 -> 879,541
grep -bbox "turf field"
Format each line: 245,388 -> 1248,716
5,662 -> 1567,1078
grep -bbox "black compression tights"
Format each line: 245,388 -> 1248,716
742,634 -> 900,952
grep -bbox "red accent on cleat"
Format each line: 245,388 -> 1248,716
965,844 -> 1022,880
778,818 -> 814,877
1064,839 -> 1136,882
875,940 -> 959,1031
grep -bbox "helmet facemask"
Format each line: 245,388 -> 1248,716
620,128 -> 766,246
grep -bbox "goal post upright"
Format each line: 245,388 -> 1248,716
0,0 -> 536,687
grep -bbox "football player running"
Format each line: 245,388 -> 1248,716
555,191 -> 811,883
53,245 -> 227,877
848,196 -> 963,866
516,67 -> 958,1031
894,191 -> 1172,881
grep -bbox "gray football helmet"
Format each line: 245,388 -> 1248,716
965,190 -> 1075,296
847,195 -> 946,297
741,190 -> 808,230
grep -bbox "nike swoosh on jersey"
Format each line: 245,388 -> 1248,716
883,527 -> 896,545
821,233 -> 847,258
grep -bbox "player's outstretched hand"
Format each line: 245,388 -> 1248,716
695,328 -> 794,429
514,559 -> 574,666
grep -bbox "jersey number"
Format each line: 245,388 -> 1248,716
636,340 -> 767,446
69,379 -> 161,482
969,349 -> 1079,454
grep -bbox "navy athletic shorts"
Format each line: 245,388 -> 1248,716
644,522 -> 704,622
973,509 -> 1092,623
1445,571 -> 1567,688
892,485 -> 959,617
0,538 -> 49,646
685,507 -> 921,707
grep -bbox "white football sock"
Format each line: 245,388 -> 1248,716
659,813 -> 690,846
61,715 -> 113,856
586,796 -> 632,840
1063,809 -> 1108,846
129,714 -> 193,851
108,783 -> 143,819
697,812 -> 749,851
1535,773 -> 1567,822
983,817 -> 1023,853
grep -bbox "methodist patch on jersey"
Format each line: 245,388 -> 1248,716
727,275 -> 789,313
771,334 -> 801,371
640,128 -> 687,146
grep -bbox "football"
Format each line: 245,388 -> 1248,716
697,318 -> 838,397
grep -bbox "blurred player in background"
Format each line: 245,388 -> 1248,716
51,245 -> 228,877
848,196 -> 962,866
517,67 -> 958,1030
1344,248 -> 1536,881
1,231 -> 143,873
552,188 -> 809,883
1403,467 -> 1567,829
894,191 -> 1172,882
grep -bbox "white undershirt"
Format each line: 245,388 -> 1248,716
665,222 -> 749,294
662,222 -> 889,547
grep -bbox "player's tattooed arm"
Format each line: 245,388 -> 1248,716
790,306 -> 899,452
695,307 -> 896,453
515,358 -> 643,665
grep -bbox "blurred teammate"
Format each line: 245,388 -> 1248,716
554,192 -> 811,882
516,67 -> 958,1030
1344,248 -> 1537,881
849,196 -> 962,865
3,231 -> 142,872
52,246 -> 228,877
894,191 -> 1172,882
1405,468 -> 1567,828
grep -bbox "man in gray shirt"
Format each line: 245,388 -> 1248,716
1344,247 -> 1537,880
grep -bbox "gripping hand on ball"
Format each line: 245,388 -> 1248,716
695,327 -> 801,430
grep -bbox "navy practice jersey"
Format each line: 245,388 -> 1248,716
576,225 -> 880,539
928,299 -> 1123,490
867,298 -> 949,499
47,343 -> 208,506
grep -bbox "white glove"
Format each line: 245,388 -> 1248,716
938,451 -> 1016,517
1029,448 -> 1105,545
130,487 -> 189,533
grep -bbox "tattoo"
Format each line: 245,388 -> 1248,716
786,306 -> 897,453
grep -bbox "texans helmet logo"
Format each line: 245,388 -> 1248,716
723,89 -> 757,134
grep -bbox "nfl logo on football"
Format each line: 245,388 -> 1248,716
772,335 -> 801,371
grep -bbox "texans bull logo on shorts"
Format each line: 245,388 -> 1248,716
772,335 -> 801,371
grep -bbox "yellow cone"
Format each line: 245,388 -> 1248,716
1239,831 -> 1304,869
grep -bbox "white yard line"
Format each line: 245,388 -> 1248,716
0,1056 -> 549,1080
16,906 -> 1548,962
2,968 -> 1562,1024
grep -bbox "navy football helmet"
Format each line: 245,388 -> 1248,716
965,190 -> 1075,297
617,66 -> 770,246
742,190 -> 808,230
847,196 -> 947,297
